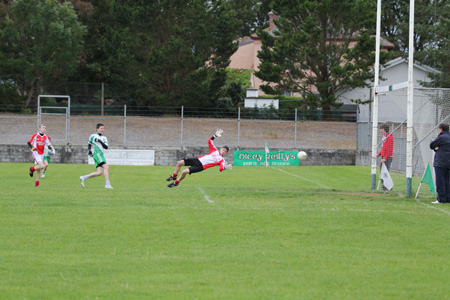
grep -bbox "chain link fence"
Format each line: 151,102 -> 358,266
0,107 -> 357,150
0,82 -> 358,149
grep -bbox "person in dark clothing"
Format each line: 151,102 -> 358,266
430,123 -> 450,204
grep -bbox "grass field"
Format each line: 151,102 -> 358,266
0,163 -> 448,299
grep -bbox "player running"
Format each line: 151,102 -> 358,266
79,123 -> 113,189
42,137 -> 55,177
166,129 -> 232,187
28,124 -> 54,187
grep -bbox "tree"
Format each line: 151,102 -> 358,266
70,0 -> 238,108
222,0 -> 272,38
381,0 -> 449,87
255,0 -> 390,118
0,0 -> 85,109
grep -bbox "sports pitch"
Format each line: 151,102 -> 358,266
0,163 -> 448,299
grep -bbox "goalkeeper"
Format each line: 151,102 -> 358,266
166,129 -> 232,188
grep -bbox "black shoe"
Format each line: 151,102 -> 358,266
29,167 -> 34,177
167,182 -> 178,188
166,175 -> 177,181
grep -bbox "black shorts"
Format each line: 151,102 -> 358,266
184,157 -> 204,174
96,161 -> 106,168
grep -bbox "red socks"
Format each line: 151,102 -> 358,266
175,180 -> 180,185
35,181 -> 39,187
173,173 -> 177,179
31,167 -> 35,172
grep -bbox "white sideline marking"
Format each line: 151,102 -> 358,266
274,168 -> 332,189
415,198 -> 450,216
197,187 -> 214,204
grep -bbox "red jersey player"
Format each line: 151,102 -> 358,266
166,129 -> 232,187
28,124 -> 53,187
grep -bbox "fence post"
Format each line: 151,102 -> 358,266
180,106 -> 184,147
294,108 -> 297,148
237,107 -> 240,148
356,107 -> 359,150
101,82 -> 104,116
124,104 -> 127,148
66,105 -> 70,145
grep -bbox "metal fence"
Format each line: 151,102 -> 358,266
0,105 -> 357,150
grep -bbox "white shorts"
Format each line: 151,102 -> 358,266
33,151 -> 44,164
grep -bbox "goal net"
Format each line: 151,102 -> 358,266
377,86 -> 450,184
37,95 -> 71,144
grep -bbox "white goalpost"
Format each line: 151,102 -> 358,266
371,0 -> 416,195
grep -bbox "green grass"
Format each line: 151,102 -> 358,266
0,163 -> 448,299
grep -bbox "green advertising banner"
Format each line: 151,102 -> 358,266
234,151 -> 299,166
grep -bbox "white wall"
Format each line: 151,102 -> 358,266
244,98 -> 279,109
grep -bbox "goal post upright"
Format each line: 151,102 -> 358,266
371,0 -> 382,190
372,0 -> 416,195
406,0 -> 415,196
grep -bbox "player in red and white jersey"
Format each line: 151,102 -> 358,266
166,129 -> 232,187
27,124 -> 53,187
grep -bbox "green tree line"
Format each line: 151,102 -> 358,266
0,0 -> 448,111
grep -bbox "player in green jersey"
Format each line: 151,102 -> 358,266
41,137 -> 55,177
79,123 -> 113,189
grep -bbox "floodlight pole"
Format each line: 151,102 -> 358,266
371,0 -> 382,190
406,0 -> 415,196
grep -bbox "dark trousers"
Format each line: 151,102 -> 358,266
435,167 -> 450,203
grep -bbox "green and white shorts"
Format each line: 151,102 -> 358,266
93,152 -> 107,168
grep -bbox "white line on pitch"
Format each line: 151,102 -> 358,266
274,168 -> 332,189
197,187 -> 214,204
415,198 -> 450,216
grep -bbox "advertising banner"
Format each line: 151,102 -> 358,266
88,149 -> 155,166
234,151 -> 299,166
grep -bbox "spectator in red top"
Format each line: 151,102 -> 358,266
377,124 -> 394,190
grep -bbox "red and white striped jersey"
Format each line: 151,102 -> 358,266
28,133 -> 51,155
198,137 -> 225,171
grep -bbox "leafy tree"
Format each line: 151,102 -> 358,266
222,0 -> 272,38
0,0 -> 85,109
255,0 -> 390,118
381,0 -> 449,87
71,0 -> 238,108
222,69 -> 252,106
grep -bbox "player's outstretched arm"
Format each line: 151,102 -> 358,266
214,128 -> 223,138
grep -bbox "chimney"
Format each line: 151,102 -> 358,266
268,12 -> 278,28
